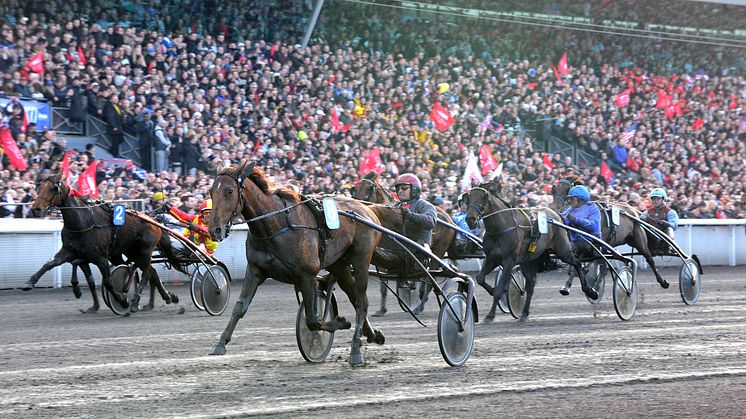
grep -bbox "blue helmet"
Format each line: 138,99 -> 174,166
567,185 -> 591,202
650,188 -> 668,201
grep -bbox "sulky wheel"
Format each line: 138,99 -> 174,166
103,265 -> 138,316
200,265 -> 230,316
679,258 -> 701,305
585,262 -> 605,305
296,292 -> 338,363
190,265 -> 207,311
507,268 -> 527,320
613,266 -> 637,321
437,292 -> 475,367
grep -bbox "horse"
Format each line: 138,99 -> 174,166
465,178 -> 598,322
24,174 -> 186,313
208,161 -> 384,366
550,174 -> 669,290
352,171 -> 458,314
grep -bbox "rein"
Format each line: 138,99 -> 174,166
469,187 -> 534,236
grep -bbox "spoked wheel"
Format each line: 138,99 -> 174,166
679,258 -> 701,305
613,266 -> 637,321
493,267 -> 509,314
396,280 -> 423,313
585,262 -> 605,305
103,265 -> 138,316
200,265 -> 230,316
507,268 -> 527,320
438,292 -> 475,367
296,292 -> 338,363
190,265 -> 207,311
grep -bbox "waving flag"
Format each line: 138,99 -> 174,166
600,161 -> 615,183
430,102 -> 455,132
656,90 -> 671,109
162,36 -> 175,48
557,52 -> 569,76
461,154 -> 483,192
620,123 -> 637,145
615,90 -> 630,108
542,154 -> 555,170
359,147 -> 384,175
25,50 -> 44,75
692,118 -> 704,130
479,144 -> 499,175
77,161 -> 100,198
0,126 -> 28,171
330,108 -> 351,133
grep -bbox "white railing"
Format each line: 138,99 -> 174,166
0,218 -> 744,289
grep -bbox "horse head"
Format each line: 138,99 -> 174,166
353,171 -> 392,204
32,174 -> 72,212
550,174 -> 584,211
465,178 -> 510,229
210,160 -> 256,241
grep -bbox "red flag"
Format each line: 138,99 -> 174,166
25,50 -> 44,74
61,150 -> 73,179
615,90 -> 630,108
729,94 -> 738,110
0,126 -> 28,171
478,144 -> 498,176
77,46 -> 87,66
543,155 -> 555,170
527,82 -> 537,90
551,65 -> 564,85
330,108 -> 350,133
359,147 -> 384,175
557,52 -> 569,76
429,102 -> 455,132
692,118 -> 704,130
77,161 -> 99,198
655,90 -> 671,109
22,109 -> 29,133
253,138 -> 262,154
600,161 -> 614,183
664,105 -> 676,121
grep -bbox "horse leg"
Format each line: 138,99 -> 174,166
128,266 -> 144,313
518,264 -> 538,323
210,268 -> 266,356
333,263 -> 385,359
71,264 -> 82,299
633,229 -> 669,289
79,263 -> 100,314
412,280 -> 432,315
23,248 -> 76,290
147,266 -> 178,305
484,260 -> 513,323
560,265 -> 577,296
555,244 -> 598,300
476,257 -> 500,297
372,280 -> 388,317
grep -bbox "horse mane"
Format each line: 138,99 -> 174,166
362,171 -> 380,182
562,174 -> 584,185
222,164 -> 301,203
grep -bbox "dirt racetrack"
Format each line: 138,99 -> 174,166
1,266 -> 746,418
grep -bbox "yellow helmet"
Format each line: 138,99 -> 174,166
152,191 -> 166,202
199,199 -> 212,212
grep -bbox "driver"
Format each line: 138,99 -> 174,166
640,188 -> 678,252
372,173 -> 437,316
163,198 -> 218,254
560,185 -> 601,296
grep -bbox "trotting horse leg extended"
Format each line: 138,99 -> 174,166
555,243 -> 598,300
210,269 -> 266,356
332,265 -> 385,349
23,248 -> 77,291
77,263 -> 100,313
476,257 -> 500,297
518,263 -> 539,322
632,228 -> 669,289
485,260 -> 513,323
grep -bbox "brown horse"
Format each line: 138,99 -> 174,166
208,162 -> 384,366
550,174 -> 669,290
466,178 -> 598,322
25,174 -> 185,313
352,171 -> 457,314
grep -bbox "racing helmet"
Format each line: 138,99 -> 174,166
152,191 -> 166,203
567,185 -> 591,202
649,188 -> 668,201
394,173 -> 422,200
199,199 -> 213,213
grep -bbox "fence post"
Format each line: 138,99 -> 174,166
54,230 -> 63,288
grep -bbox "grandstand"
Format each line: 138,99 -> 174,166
0,0 -> 743,219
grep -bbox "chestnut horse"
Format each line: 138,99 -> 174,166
466,178 -> 598,322
25,174 -> 185,313
550,174 -> 669,290
208,162 -> 384,366
353,171 -> 457,314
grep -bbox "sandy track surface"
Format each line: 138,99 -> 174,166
2,266 -> 745,418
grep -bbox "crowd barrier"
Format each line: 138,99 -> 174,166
0,218 -> 744,289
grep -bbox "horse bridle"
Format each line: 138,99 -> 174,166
552,178 -> 577,207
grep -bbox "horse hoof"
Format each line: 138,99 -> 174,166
349,353 -> 365,366
21,283 -> 33,291
80,306 -> 99,314
372,308 -> 386,317
170,294 -> 179,304
559,287 -> 570,296
73,287 -> 83,299
412,305 -> 424,315
336,316 -> 352,329
130,304 -> 141,313
210,345 -> 227,356
483,315 -> 494,324
587,289 -> 599,300
659,280 -> 670,289
518,316 -> 529,323
141,304 -> 154,312
370,330 -> 385,345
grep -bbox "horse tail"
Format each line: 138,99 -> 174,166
157,233 -> 192,275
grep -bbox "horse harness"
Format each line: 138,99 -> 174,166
470,187 -> 542,253
217,173 -> 334,262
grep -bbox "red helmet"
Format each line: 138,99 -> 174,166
394,173 -> 422,199
199,199 -> 212,212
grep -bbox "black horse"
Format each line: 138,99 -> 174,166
208,162 -> 384,366
550,174 -> 669,290
465,178 -> 598,322
24,174 -> 186,313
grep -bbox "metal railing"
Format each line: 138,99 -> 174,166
51,107 -> 85,135
2,199 -> 150,218
85,114 -> 142,163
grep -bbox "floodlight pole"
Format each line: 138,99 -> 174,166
302,0 -> 325,48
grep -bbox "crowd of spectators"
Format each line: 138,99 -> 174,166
0,0 -> 744,221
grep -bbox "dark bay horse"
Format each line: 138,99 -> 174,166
550,174 -> 669,290
208,162 -> 384,366
25,175 -> 185,313
466,178 -> 598,322
352,171 -> 457,314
